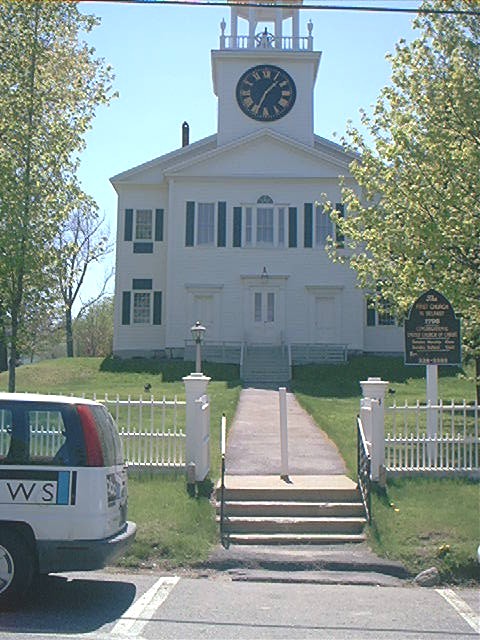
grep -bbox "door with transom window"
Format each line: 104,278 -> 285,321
246,286 -> 284,344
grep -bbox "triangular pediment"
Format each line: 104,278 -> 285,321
111,130 -> 354,187
166,130 -> 353,179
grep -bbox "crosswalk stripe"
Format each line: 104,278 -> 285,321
111,575 -> 180,637
436,588 -> 480,634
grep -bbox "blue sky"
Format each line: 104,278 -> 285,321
76,0 -> 420,304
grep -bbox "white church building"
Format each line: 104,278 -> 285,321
111,0 -> 403,378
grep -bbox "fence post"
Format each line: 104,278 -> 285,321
279,387 -> 289,479
183,372 -> 211,482
426,364 -> 439,466
360,377 -> 389,483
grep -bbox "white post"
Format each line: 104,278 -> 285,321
183,373 -> 211,481
426,364 -> 438,465
279,387 -> 289,479
370,400 -> 385,482
360,377 -> 389,483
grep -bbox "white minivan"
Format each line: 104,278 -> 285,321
0,393 -> 136,609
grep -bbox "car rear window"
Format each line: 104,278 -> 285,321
0,402 -> 86,466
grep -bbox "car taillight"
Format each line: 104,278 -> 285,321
76,404 -> 104,467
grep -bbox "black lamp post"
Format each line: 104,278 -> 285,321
190,321 -> 206,373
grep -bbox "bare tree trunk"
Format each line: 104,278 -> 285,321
476,356 -> 480,405
65,306 -> 74,357
0,340 -> 6,372
8,324 -> 17,393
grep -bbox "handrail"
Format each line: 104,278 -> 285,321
357,416 -> 372,523
219,413 -> 229,548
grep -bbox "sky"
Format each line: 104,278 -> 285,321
76,0 -> 421,306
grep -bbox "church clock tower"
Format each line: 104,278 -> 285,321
211,0 -> 321,147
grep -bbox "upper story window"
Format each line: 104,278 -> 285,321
304,203 -> 345,249
135,209 -> 153,240
124,208 -> 164,254
315,205 -> 334,247
243,196 -> 286,248
185,201 -> 226,248
197,203 -> 215,246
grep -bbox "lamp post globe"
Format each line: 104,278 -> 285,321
190,321 -> 206,373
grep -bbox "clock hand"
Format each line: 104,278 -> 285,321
256,81 -> 279,111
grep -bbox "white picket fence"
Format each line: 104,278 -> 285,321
385,400 -> 479,474
102,395 -> 187,470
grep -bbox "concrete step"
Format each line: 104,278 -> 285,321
219,500 -> 365,518
242,346 -> 291,383
218,486 -> 361,503
225,533 -> 367,545
221,516 -> 366,535
217,475 -> 362,504
216,476 -> 366,544
242,376 -> 290,384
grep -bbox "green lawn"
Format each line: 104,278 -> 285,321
1,355 -> 478,579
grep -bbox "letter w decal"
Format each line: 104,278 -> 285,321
7,482 -> 36,501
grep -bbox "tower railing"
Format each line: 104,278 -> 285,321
220,34 -> 313,51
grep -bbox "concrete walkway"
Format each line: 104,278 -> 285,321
209,386 -> 409,583
225,387 -> 346,476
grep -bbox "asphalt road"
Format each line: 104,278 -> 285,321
0,569 -> 478,640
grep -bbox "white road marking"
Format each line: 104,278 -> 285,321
111,575 -> 180,637
436,588 -> 480,634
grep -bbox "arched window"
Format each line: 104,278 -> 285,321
243,197 -> 286,247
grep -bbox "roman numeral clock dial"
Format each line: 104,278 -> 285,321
236,64 -> 296,122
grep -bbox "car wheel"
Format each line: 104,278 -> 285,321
0,528 -> 35,610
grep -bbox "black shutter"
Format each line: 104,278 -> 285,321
288,207 -> 297,248
132,279 -> 152,290
233,207 -> 242,247
133,242 -> 153,254
155,209 -> 164,241
335,203 -> 345,247
121,292 -> 131,325
124,209 -> 133,241
366,297 -> 376,326
153,292 -> 162,325
304,203 -> 313,248
185,201 -> 195,246
217,202 -> 226,247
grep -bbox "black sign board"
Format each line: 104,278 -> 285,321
404,289 -> 461,365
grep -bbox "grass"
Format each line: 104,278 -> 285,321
2,355 -> 478,580
370,478 -> 480,582
119,474 -> 217,569
292,356 -> 480,582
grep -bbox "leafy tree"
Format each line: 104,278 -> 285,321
328,0 -> 480,399
0,2 -> 115,390
74,296 -> 114,358
54,199 -> 113,357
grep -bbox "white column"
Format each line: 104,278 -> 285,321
279,387 -> 289,478
360,377 -> 389,482
248,8 -> 256,47
370,400 -> 385,482
230,9 -> 238,48
183,373 -> 211,481
292,10 -> 299,48
275,13 -> 283,46
426,364 -> 438,465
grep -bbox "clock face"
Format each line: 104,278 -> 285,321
236,64 -> 296,122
